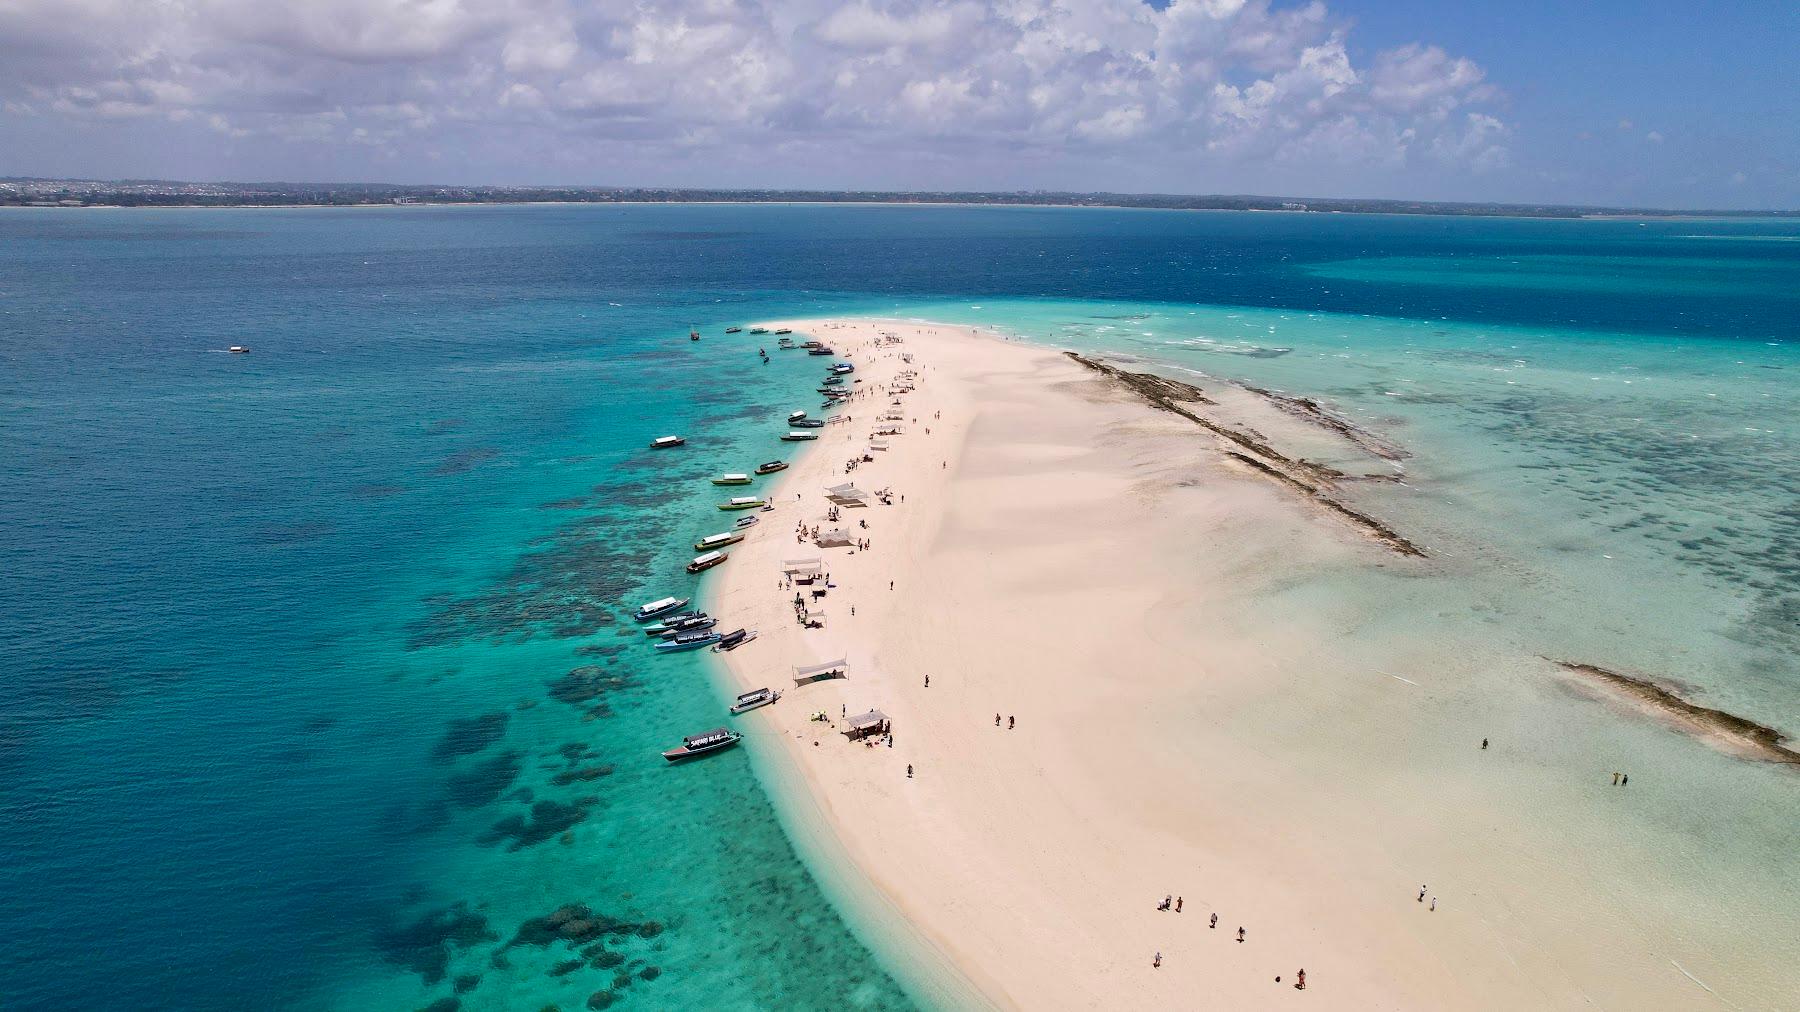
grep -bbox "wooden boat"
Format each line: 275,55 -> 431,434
787,410 -> 808,423
807,346 -> 834,356
711,473 -> 753,486
643,611 -> 704,634
633,596 -> 690,622
655,631 -> 722,653
727,685 -> 778,712
793,419 -> 825,428
821,376 -> 844,386
659,616 -> 718,638
649,435 -> 685,450
717,496 -> 767,511
686,550 -> 729,574
661,727 -> 741,761
830,363 -> 854,374
725,326 -> 743,334
780,431 -> 818,442
695,531 -> 746,551
776,337 -> 797,349
714,628 -> 748,650
732,514 -> 761,530
755,460 -> 789,475
749,327 -> 770,335
774,328 -> 793,335
228,346 -> 250,354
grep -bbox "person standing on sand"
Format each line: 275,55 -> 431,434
1210,913 -> 1218,929
1237,927 -> 1246,943
1622,773 -> 1628,786
907,764 -> 913,778
924,675 -> 929,688
1008,715 -> 1015,729
1175,896 -> 1183,913
1482,738 -> 1489,750
1296,969 -> 1306,990
1612,772 -> 1620,785
1152,952 -> 1162,969
1430,897 -> 1437,911
995,713 -> 1001,727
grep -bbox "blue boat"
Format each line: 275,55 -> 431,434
656,631 -> 722,652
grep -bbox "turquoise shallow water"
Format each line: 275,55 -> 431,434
1,204 -> 1796,1009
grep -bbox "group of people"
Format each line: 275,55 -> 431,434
993,713 -> 1015,729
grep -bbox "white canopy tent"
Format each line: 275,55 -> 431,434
782,556 -> 823,575
793,658 -> 849,685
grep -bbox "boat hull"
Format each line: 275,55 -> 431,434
656,633 -> 722,652
662,734 -> 742,761
717,500 -> 766,511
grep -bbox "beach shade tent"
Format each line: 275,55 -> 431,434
782,556 -> 823,576
868,440 -> 890,452
816,528 -> 854,548
793,658 -> 848,685
842,710 -> 891,741
824,483 -> 871,507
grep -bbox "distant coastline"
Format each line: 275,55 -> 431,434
3,178 -> 1793,219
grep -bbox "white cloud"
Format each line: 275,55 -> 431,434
0,0 -> 1508,183
1645,130 -> 1664,143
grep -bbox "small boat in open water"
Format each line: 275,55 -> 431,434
725,326 -> 742,334
749,327 -> 770,335
711,473 -> 752,486
633,596 -> 690,622
755,460 -> 789,475
649,435 -> 686,450
788,410 -> 808,423
727,685 -> 778,712
228,346 -> 250,354
656,630 -> 722,653
777,337 -> 797,350
718,496 -> 766,511
661,727 -> 741,761
686,550 -> 729,574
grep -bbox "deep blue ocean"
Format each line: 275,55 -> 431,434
2,204 -> 1796,1010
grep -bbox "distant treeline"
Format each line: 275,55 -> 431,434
1,179 -> 1791,218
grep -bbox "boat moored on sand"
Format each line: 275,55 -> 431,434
732,514 -> 761,530
755,460 -> 789,475
727,685 -> 778,712
695,531 -> 746,551
686,550 -> 729,574
661,727 -> 741,761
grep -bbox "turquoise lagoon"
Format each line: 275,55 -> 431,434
1,204 -> 1796,1009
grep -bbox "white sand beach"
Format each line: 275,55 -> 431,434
708,319 -> 1792,1010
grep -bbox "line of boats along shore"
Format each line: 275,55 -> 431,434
642,329 -> 860,763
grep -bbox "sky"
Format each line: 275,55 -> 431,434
0,0 -> 1793,208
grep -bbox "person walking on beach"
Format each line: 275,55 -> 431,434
996,713 -> 1001,727
1158,895 -> 1172,911
1621,773 -> 1628,786
1175,896 -> 1183,913
907,764 -> 913,779
1481,738 -> 1489,750
1430,896 -> 1437,912
1152,952 -> 1162,969
1008,715 -> 1015,729
1210,913 -> 1218,929
1296,969 -> 1306,990
924,674 -> 929,688
1418,886 -> 1427,902
1612,772 -> 1619,785
1237,927 -> 1246,943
